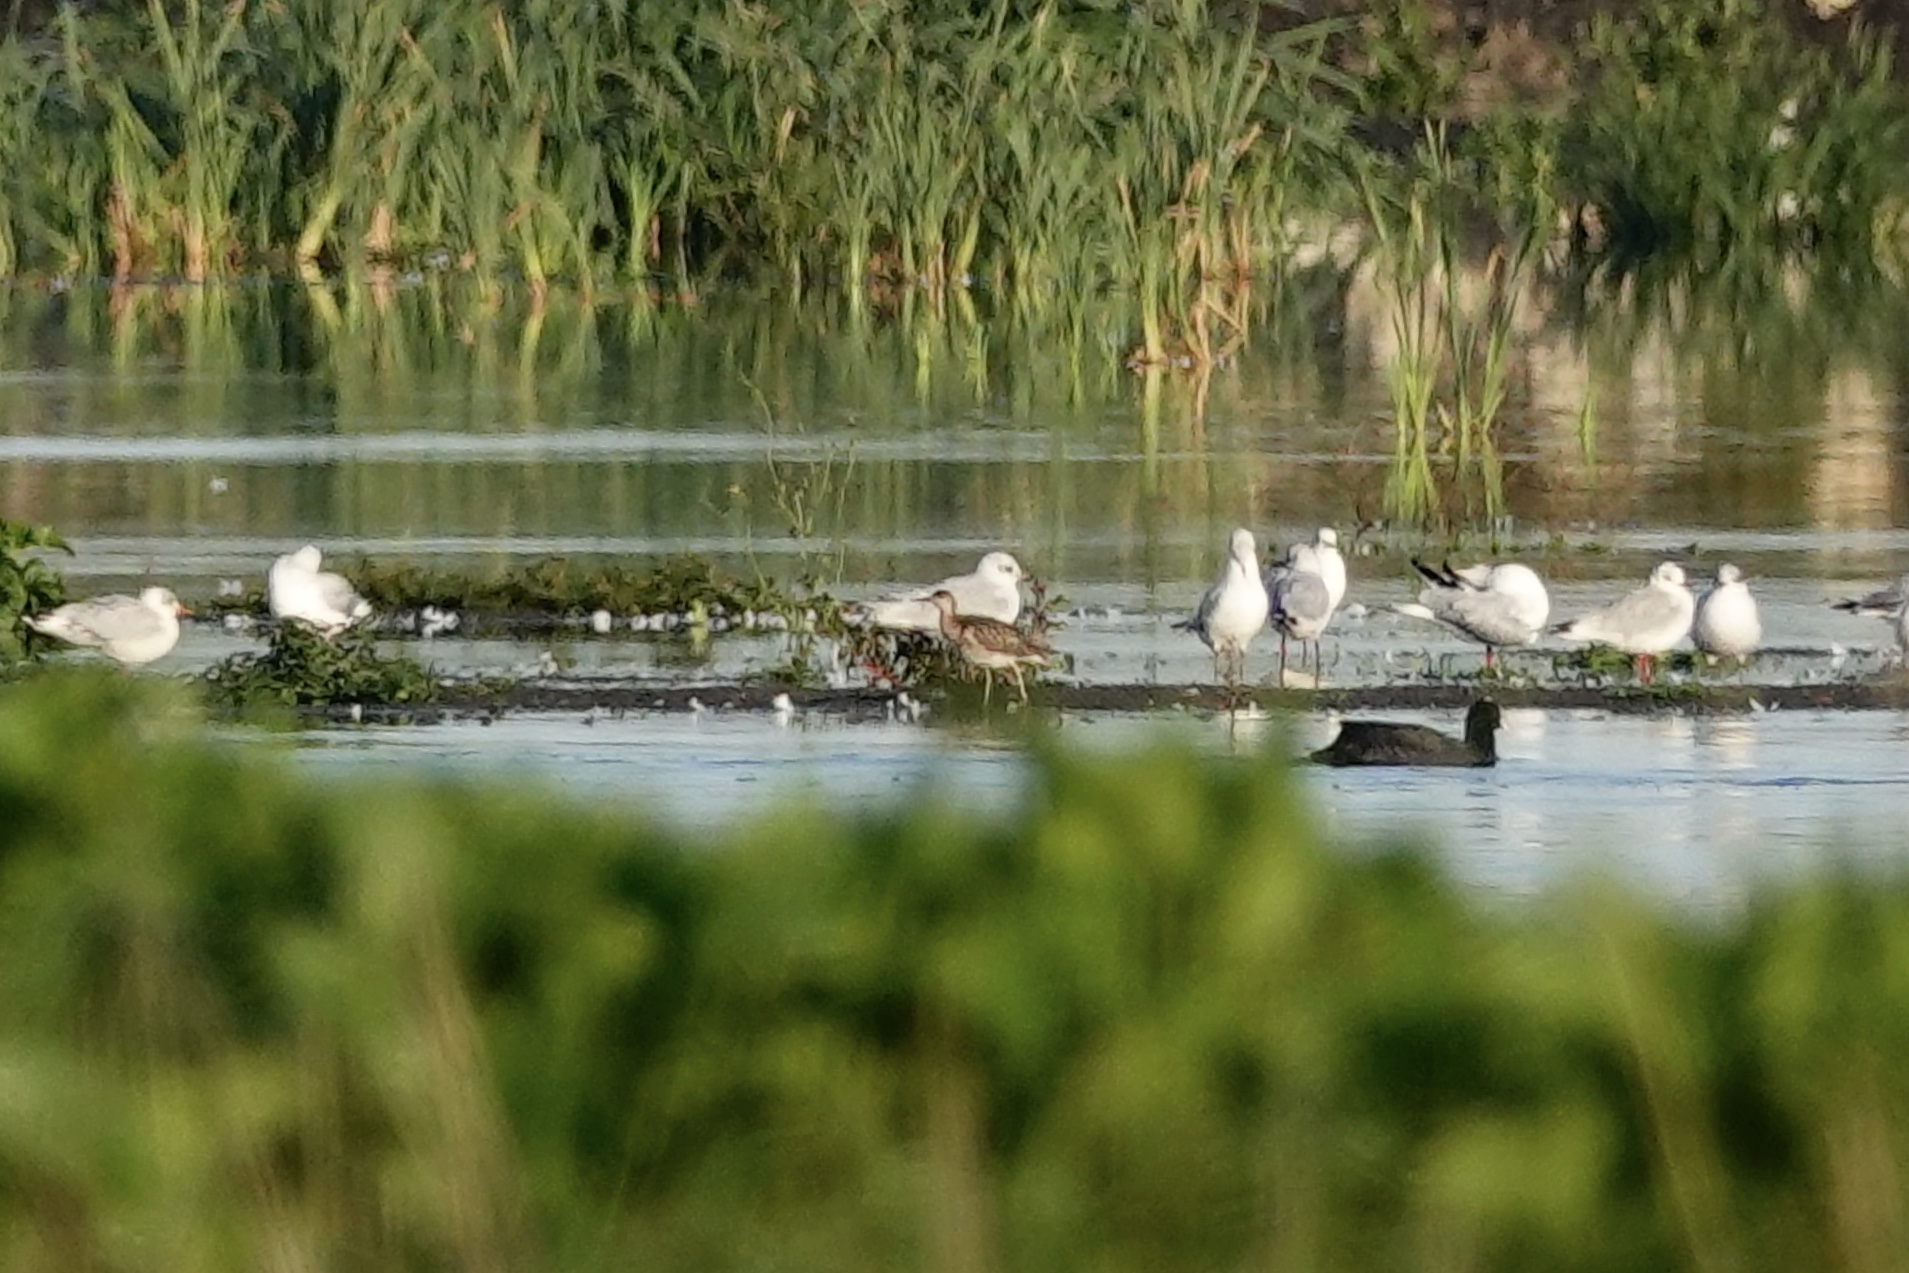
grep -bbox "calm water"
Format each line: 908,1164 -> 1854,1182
8,276 -> 1909,901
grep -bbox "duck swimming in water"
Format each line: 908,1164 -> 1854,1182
1310,700 -> 1501,768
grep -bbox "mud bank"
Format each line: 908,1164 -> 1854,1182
285,677 -> 1909,726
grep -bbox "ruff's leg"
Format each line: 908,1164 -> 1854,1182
1013,665 -> 1028,704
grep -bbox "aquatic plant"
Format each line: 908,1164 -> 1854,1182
0,518 -> 70,663
202,621 -> 438,708
345,555 -> 799,625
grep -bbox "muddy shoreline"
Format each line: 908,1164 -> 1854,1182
283,677 -> 1909,726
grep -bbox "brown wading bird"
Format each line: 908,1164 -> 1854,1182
927,589 -> 1052,705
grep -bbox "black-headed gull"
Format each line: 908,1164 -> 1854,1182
856,551 -> 1024,633
1692,563 -> 1762,660
1265,543 -> 1336,683
1833,573 -> 1909,618
1553,561 -> 1695,683
1176,527 -> 1269,687
27,586 -> 188,666
268,545 -> 371,635
1395,559 -> 1550,668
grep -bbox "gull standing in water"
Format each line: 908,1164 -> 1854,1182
856,552 -> 1024,633
1264,544 -> 1336,684
268,545 -> 371,635
1692,563 -> 1762,662
927,590 -> 1051,706
1176,527 -> 1269,688
1394,559 -> 1550,669
1289,527 -> 1347,612
1553,561 -> 1695,684
27,586 -> 189,666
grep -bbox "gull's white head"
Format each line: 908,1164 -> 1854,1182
1715,563 -> 1744,585
1652,562 -> 1688,588
139,586 -> 187,616
1228,527 -> 1258,566
1316,527 -> 1339,549
287,545 -> 323,572
978,551 -> 1024,583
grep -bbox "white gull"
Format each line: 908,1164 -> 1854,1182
855,551 -> 1024,633
1394,559 -> 1550,668
268,545 -> 372,635
1176,527 -> 1269,687
1692,563 -> 1762,660
27,586 -> 188,666
1553,561 -> 1695,683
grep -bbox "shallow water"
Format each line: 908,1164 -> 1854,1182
291,703 -> 1909,909
9,279 -> 1909,900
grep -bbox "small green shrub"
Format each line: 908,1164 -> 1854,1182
0,518 -> 70,663
202,621 -> 438,708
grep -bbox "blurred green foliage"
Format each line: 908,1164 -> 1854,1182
0,673 -> 1905,1269
0,517 -> 68,663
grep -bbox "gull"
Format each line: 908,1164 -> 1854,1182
1287,527 -> 1347,612
856,551 -> 1024,633
268,545 -> 371,635
1833,573 -> 1909,618
927,590 -> 1052,705
27,586 -> 189,666
1553,561 -> 1695,683
1264,543 -> 1336,684
1393,559 -> 1550,669
1175,527 -> 1269,688
1311,700 -> 1501,767
1691,563 -> 1762,661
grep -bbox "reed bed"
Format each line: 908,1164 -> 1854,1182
0,0 -> 1901,371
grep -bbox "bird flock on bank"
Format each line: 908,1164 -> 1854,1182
19,532 -> 1909,715
26,546 -> 370,667
1177,527 -> 1786,690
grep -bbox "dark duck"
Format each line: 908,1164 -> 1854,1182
1310,700 -> 1501,768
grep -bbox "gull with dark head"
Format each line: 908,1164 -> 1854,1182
269,545 -> 371,636
1175,527 -> 1269,688
856,551 -> 1025,633
926,590 -> 1051,706
1553,561 -> 1695,684
27,586 -> 189,666
1692,563 -> 1762,661
1394,559 -> 1550,669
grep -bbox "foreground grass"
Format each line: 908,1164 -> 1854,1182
0,672 -> 1904,1270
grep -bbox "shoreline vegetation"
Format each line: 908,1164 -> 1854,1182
7,670 -> 1909,1268
0,0 -> 1905,363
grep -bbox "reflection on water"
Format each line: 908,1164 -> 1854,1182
0,273 -> 1906,606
